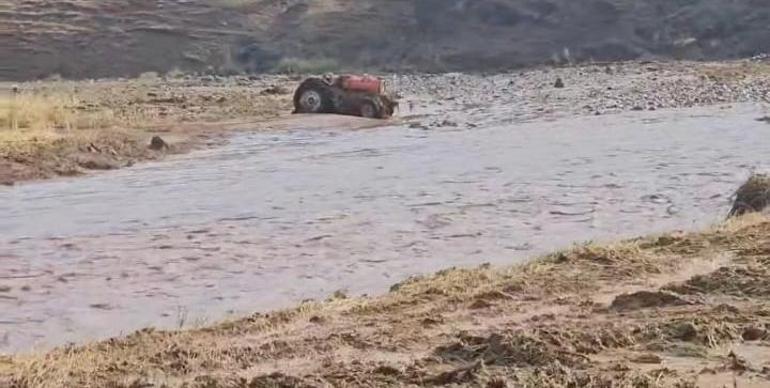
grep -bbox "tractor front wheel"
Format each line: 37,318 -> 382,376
293,78 -> 333,114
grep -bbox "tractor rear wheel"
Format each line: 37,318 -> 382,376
293,78 -> 333,114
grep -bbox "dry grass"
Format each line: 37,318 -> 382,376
0,87 -> 149,173
1,92 -> 76,131
0,89 -> 118,160
0,77 -> 292,183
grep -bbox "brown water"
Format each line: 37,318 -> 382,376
0,104 -> 767,353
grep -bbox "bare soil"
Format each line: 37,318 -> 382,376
0,75 -> 293,185
2,212 -> 770,387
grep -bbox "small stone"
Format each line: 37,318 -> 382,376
469,299 -> 493,309
149,136 -> 169,151
487,378 -> 508,388
260,85 -> 289,95
554,77 -> 565,88
631,353 -> 662,364
742,327 -> 766,341
373,365 -> 402,376
610,291 -> 688,312
76,154 -> 120,170
728,351 -> 750,371
672,322 -> 698,341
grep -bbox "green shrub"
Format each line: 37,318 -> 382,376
271,57 -> 340,75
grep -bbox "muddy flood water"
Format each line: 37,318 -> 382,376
1,104 -> 768,353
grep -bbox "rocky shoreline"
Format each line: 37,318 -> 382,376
3,60 -> 769,186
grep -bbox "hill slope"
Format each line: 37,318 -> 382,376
1,0 -> 769,80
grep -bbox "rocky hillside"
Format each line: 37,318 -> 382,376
1,0 -> 769,80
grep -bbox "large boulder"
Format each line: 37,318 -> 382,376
729,174 -> 770,217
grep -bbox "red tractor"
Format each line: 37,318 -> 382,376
292,74 -> 397,119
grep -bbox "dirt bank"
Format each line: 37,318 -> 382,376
2,212 -> 770,387
0,75 -> 293,185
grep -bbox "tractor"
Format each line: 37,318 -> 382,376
292,74 -> 397,119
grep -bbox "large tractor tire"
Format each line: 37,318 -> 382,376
293,78 -> 334,114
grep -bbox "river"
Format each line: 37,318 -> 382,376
0,103 -> 767,353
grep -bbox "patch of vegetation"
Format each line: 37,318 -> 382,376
0,90 -> 115,133
271,57 -> 341,75
205,0 -> 258,9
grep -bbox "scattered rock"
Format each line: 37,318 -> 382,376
421,316 -> 443,326
631,353 -> 663,364
329,289 -> 348,300
610,291 -> 689,312
75,154 -> 120,170
487,378 -> 508,388
671,322 -> 699,341
373,365 -> 402,376
554,77 -> 565,88
742,327 -> 767,341
149,136 -> 170,151
728,351 -> 751,372
249,373 -> 314,388
728,174 -> 770,217
261,85 -> 290,95
469,299 -> 493,309
756,116 -> 770,123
